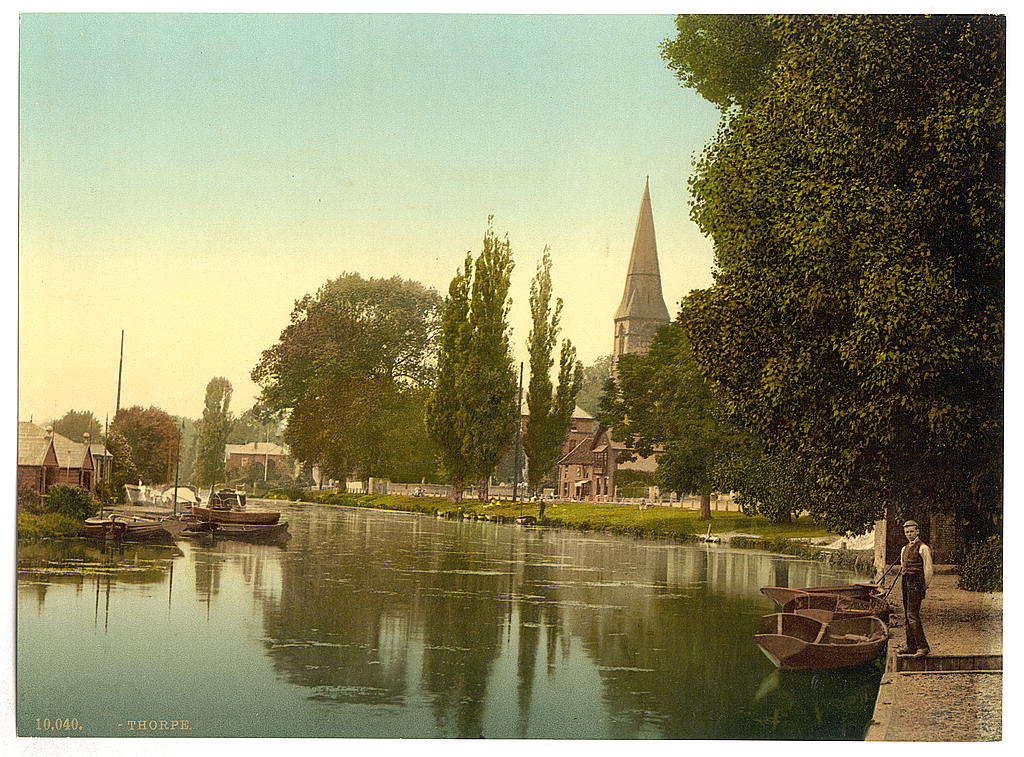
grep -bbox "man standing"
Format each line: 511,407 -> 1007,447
898,520 -> 934,657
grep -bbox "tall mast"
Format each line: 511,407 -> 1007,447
115,329 -> 124,416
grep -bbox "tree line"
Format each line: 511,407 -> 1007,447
251,220 -> 584,501
48,385 -> 292,502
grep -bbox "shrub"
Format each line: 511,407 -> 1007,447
17,485 -> 45,513
43,485 -> 98,521
958,535 -> 1002,592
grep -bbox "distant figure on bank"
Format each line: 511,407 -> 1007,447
898,519 -> 933,657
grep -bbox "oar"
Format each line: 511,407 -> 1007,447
881,565 -> 903,601
876,559 -> 900,586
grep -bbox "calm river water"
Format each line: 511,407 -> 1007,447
18,501 -> 882,739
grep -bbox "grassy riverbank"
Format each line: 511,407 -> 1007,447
262,489 -> 872,568
17,511 -> 85,540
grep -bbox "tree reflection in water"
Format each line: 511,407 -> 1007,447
252,505 -> 879,739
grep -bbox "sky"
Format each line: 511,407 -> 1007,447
18,12 -> 723,425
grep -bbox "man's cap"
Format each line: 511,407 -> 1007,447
903,520 -> 919,528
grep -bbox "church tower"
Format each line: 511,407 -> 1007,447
613,177 -> 671,367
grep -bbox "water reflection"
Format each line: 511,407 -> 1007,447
18,504 -> 880,739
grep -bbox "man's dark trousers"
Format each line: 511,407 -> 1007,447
902,572 -> 928,651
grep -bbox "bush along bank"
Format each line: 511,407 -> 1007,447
263,489 -> 875,564
17,484 -> 99,541
17,511 -> 86,540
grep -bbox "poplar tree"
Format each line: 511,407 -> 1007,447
523,248 -> 583,495
426,221 -> 518,501
195,377 -> 233,487
425,255 -> 473,500
460,223 -> 518,499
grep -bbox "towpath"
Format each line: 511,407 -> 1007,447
866,565 -> 1002,741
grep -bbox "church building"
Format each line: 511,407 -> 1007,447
557,178 -> 672,501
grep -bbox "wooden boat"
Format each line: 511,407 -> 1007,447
779,592 -> 892,623
760,583 -> 879,607
754,612 -> 888,670
84,516 -> 171,541
190,506 -> 280,525
208,521 -> 290,541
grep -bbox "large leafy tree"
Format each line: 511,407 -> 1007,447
253,273 -> 442,483
661,14 -> 780,112
51,409 -> 102,442
600,316 -> 751,521
426,221 -> 519,500
109,405 -> 179,485
669,15 -> 1004,534
523,247 -> 583,493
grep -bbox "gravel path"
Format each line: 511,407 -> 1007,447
868,565 -> 1002,741
887,673 -> 1002,741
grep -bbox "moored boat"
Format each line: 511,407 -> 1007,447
760,583 -> 879,607
84,516 -> 172,541
754,612 -> 888,670
779,592 -> 892,623
190,506 -> 280,525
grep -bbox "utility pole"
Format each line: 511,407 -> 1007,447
512,361 -> 524,505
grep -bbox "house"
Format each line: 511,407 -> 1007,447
225,442 -> 296,478
18,422 -> 96,493
557,426 -> 617,502
17,424 -> 59,495
516,404 -> 597,489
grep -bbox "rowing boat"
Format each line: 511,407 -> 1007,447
760,583 -> 879,607
779,592 -> 892,623
83,516 -> 171,541
190,506 -> 280,525
754,612 -> 888,670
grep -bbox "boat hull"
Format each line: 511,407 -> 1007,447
754,613 -> 888,670
191,506 -> 280,525
84,518 -> 171,541
781,592 -> 892,623
761,583 -> 879,607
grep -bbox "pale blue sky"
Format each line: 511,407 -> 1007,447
20,13 -> 721,422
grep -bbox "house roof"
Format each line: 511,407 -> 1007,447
226,442 -> 290,457
18,422 -> 92,468
17,423 -> 56,467
558,426 -> 615,468
51,434 -> 94,470
519,400 -> 595,421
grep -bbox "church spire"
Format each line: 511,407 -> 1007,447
613,178 -> 671,364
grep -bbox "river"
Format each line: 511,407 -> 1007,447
17,500 -> 881,739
